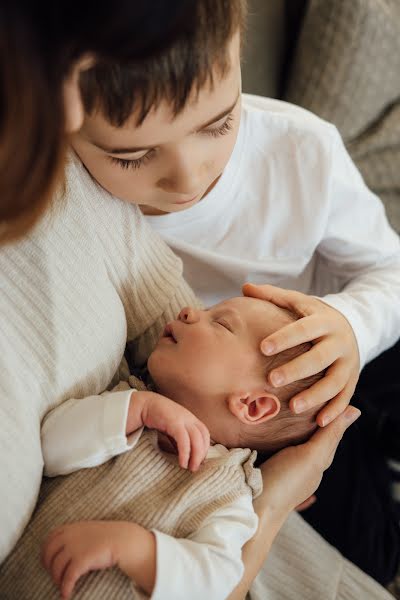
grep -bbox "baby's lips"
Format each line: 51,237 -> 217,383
163,322 -> 178,342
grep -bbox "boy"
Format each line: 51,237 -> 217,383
3,297 -> 327,600
69,0 -> 400,583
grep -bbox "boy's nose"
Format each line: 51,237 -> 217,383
178,306 -> 199,324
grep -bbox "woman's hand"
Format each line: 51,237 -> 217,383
243,283 -> 360,426
127,391 -> 210,471
256,405 -> 360,519
227,408 -> 359,600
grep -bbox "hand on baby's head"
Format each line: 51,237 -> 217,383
148,297 -> 324,452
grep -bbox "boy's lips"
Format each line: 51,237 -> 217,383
173,194 -> 199,205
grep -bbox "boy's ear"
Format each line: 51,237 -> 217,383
227,391 -> 281,426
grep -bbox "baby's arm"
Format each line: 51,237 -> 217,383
41,385 -> 209,476
42,493 -> 257,600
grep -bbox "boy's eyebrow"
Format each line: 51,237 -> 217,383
91,91 -> 241,155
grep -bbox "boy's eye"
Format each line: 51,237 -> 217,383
107,150 -> 155,170
203,113 -> 234,138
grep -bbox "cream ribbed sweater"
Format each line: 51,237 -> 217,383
0,154 -> 199,562
0,154 -> 393,600
0,427 -> 261,600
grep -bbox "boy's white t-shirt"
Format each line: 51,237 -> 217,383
144,94 -> 400,368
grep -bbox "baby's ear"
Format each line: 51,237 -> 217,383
228,390 -> 280,426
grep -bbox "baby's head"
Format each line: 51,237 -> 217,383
148,297 -> 324,453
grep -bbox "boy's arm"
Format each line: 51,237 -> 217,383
316,127 -> 400,369
246,127 -> 400,423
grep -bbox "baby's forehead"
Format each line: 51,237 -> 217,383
215,296 -> 294,333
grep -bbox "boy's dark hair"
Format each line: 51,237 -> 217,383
80,0 -> 247,127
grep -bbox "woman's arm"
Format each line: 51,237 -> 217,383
227,502 -> 286,600
228,405 -> 361,600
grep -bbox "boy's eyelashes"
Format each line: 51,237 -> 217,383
203,113 -> 234,138
107,150 -> 155,171
106,113 -> 235,171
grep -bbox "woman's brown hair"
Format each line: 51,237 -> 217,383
0,1 -> 196,243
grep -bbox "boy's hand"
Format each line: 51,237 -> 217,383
128,391 -> 210,471
42,521 -> 121,599
243,283 -> 360,426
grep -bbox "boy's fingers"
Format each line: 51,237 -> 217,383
289,362 -> 348,413
243,283 -> 313,315
261,316 -> 326,356
269,340 -> 335,388
316,380 -> 358,427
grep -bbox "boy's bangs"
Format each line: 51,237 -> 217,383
79,0 -> 247,127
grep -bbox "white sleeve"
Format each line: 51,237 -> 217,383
41,383 -> 143,477
316,128 -> 400,368
151,492 -> 258,600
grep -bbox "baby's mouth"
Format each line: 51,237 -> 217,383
163,322 -> 178,343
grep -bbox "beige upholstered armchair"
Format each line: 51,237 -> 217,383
242,0 -> 400,233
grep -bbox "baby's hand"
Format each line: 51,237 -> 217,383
130,391 -> 210,471
243,283 -> 360,426
42,521 -> 122,599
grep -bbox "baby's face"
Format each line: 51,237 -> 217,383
148,297 -> 292,445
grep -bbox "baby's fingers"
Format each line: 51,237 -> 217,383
42,528 -> 65,571
173,427 -> 191,469
51,548 -> 71,587
187,425 -> 207,472
60,560 -> 87,599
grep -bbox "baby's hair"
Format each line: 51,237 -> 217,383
79,0 -> 247,127
240,309 -> 326,455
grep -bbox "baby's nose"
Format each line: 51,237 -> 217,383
178,306 -> 199,324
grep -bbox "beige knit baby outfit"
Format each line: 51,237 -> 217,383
0,423 -> 261,599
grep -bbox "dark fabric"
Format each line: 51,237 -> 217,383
302,339 -> 400,586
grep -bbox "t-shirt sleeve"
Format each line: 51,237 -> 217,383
316,127 -> 400,367
151,492 -> 258,600
41,383 -> 143,476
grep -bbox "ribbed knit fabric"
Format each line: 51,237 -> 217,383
0,429 -> 261,599
285,0 -> 400,233
250,512 -> 393,600
0,153 -> 200,562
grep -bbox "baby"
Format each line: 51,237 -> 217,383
147,296 -> 323,457
1,298 -> 323,600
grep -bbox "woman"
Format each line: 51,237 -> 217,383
0,0 -> 196,242
0,2 -> 381,598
